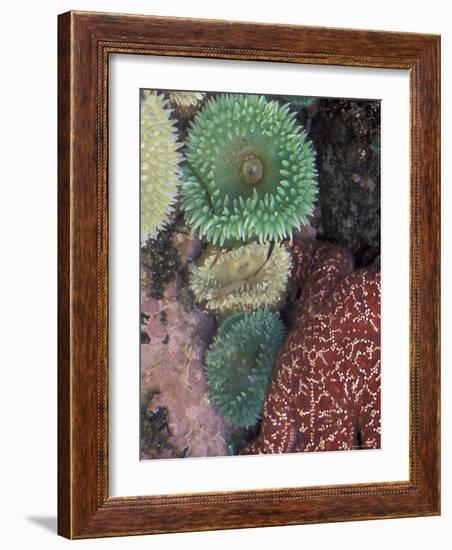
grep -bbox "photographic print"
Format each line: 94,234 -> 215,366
140,89 -> 381,460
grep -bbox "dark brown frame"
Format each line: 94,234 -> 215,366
58,10 -> 440,539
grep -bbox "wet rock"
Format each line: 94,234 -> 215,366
141,225 -> 180,299
140,390 -> 188,459
309,98 -> 381,267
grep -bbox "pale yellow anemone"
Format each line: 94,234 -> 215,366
189,242 -> 292,315
168,91 -> 205,108
140,90 -> 183,243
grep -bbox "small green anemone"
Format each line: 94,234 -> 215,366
205,310 -> 285,427
189,242 -> 292,315
181,94 -> 317,246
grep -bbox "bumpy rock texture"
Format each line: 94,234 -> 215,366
242,239 -> 381,455
302,99 -> 381,267
140,283 -> 228,459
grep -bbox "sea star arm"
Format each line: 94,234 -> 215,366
242,240 -> 381,455
241,350 -> 298,454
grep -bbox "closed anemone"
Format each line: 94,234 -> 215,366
205,310 -> 285,427
181,94 -> 317,246
140,90 -> 183,243
189,242 -> 292,315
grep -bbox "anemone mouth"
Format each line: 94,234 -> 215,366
189,242 -> 292,315
240,154 -> 264,185
181,94 -> 317,246
205,310 -> 285,427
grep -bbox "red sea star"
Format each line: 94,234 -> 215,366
242,239 -> 381,455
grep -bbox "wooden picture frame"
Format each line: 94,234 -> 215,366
58,10 -> 440,539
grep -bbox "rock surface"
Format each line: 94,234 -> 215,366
303,98 -> 381,267
140,283 -> 228,459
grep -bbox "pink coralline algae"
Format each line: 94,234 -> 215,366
140,282 -> 228,459
242,239 -> 381,455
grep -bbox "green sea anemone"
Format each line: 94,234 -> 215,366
141,90 -> 183,243
181,94 -> 317,246
189,242 -> 292,315
168,91 -> 205,108
283,95 -> 318,110
205,310 -> 285,427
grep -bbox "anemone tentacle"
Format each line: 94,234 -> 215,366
140,90 -> 183,243
181,94 -> 317,246
205,310 -> 285,427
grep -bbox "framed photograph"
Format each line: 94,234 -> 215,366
58,11 -> 440,538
